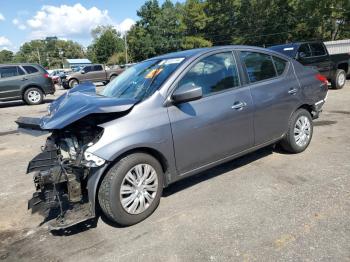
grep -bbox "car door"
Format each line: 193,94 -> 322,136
297,43 -> 332,78
0,66 -> 25,100
80,66 -> 93,82
84,65 -> 105,82
167,51 -> 254,175
239,50 -> 301,145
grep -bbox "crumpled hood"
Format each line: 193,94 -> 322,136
38,82 -> 137,130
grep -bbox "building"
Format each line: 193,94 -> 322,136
324,39 -> 350,55
63,58 -> 92,70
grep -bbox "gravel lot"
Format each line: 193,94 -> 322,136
0,82 -> 349,262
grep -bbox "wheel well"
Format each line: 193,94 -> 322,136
297,104 -> 314,116
69,78 -> 79,83
338,63 -> 348,73
97,147 -> 169,191
21,85 -> 44,99
112,147 -> 169,174
109,74 -> 117,80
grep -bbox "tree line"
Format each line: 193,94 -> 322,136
1,0 -> 349,67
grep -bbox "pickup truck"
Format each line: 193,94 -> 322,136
62,64 -> 124,89
269,41 -> 349,89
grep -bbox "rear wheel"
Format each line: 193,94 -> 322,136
23,87 -> 43,105
280,109 -> 313,153
331,69 -> 346,89
98,153 -> 163,226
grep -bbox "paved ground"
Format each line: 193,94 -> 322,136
0,83 -> 349,262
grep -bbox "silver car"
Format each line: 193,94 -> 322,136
18,46 -> 328,230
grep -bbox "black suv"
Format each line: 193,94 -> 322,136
269,41 -> 349,89
0,64 -> 55,105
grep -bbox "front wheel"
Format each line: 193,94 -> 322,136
98,153 -> 163,226
280,109 -> 313,153
331,69 -> 346,89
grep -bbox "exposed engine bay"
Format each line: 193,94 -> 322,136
26,119 -> 105,230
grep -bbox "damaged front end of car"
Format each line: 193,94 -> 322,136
16,83 -> 137,230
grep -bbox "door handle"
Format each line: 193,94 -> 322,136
231,101 -> 247,110
21,77 -> 28,81
288,88 -> 298,95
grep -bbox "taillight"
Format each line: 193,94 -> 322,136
315,74 -> 328,85
43,73 -> 49,78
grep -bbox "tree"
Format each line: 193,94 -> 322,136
88,25 -> 125,64
0,50 -> 14,63
11,39 -> 84,68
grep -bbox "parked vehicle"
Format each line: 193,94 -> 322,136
0,64 -> 55,105
62,64 -> 125,89
17,46 -> 327,229
49,69 -> 65,84
269,41 -> 350,89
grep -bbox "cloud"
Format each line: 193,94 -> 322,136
13,18 -> 27,30
116,18 -> 136,34
26,3 -> 113,39
0,13 -> 5,21
25,4 -> 135,41
0,36 -> 11,48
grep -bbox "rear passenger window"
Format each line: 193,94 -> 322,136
309,43 -> 326,56
240,51 -> 276,83
23,66 -> 39,74
272,56 -> 288,75
178,52 -> 240,96
94,65 -> 103,71
0,66 -> 19,78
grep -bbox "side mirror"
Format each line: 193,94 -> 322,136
298,52 -> 306,59
81,70 -> 85,74
172,84 -> 203,104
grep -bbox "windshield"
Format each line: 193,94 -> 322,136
101,57 -> 185,100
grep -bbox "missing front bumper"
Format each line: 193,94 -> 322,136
27,141 -> 97,230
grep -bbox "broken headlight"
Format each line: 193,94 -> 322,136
83,151 -> 106,167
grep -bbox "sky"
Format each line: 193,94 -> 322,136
0,0 -> 182,52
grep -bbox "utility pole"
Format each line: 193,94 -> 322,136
37,48 -> 41,65
124,32 -> 128,65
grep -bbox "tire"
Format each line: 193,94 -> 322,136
23,87 -> 44,105
69,79 -> 79,88
280,109 -> 313,154
331,69 -> 346,89
98,153 -> 164,226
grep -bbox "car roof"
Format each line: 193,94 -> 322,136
268,41 -> 324,58
148,45 -> 282,61
0,63 -> 41,67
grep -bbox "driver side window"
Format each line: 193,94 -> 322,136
178,52 -> 240,96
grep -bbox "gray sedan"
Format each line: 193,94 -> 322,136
19,46 -> 328,229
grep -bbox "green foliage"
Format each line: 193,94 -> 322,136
88,25 -> 125,64
0,50 -> 14,63
9,39 -> 83,68
107,52 -> 126,65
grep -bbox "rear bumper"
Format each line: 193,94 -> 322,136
44,82 -> 56,95
312,92 -> 328,119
